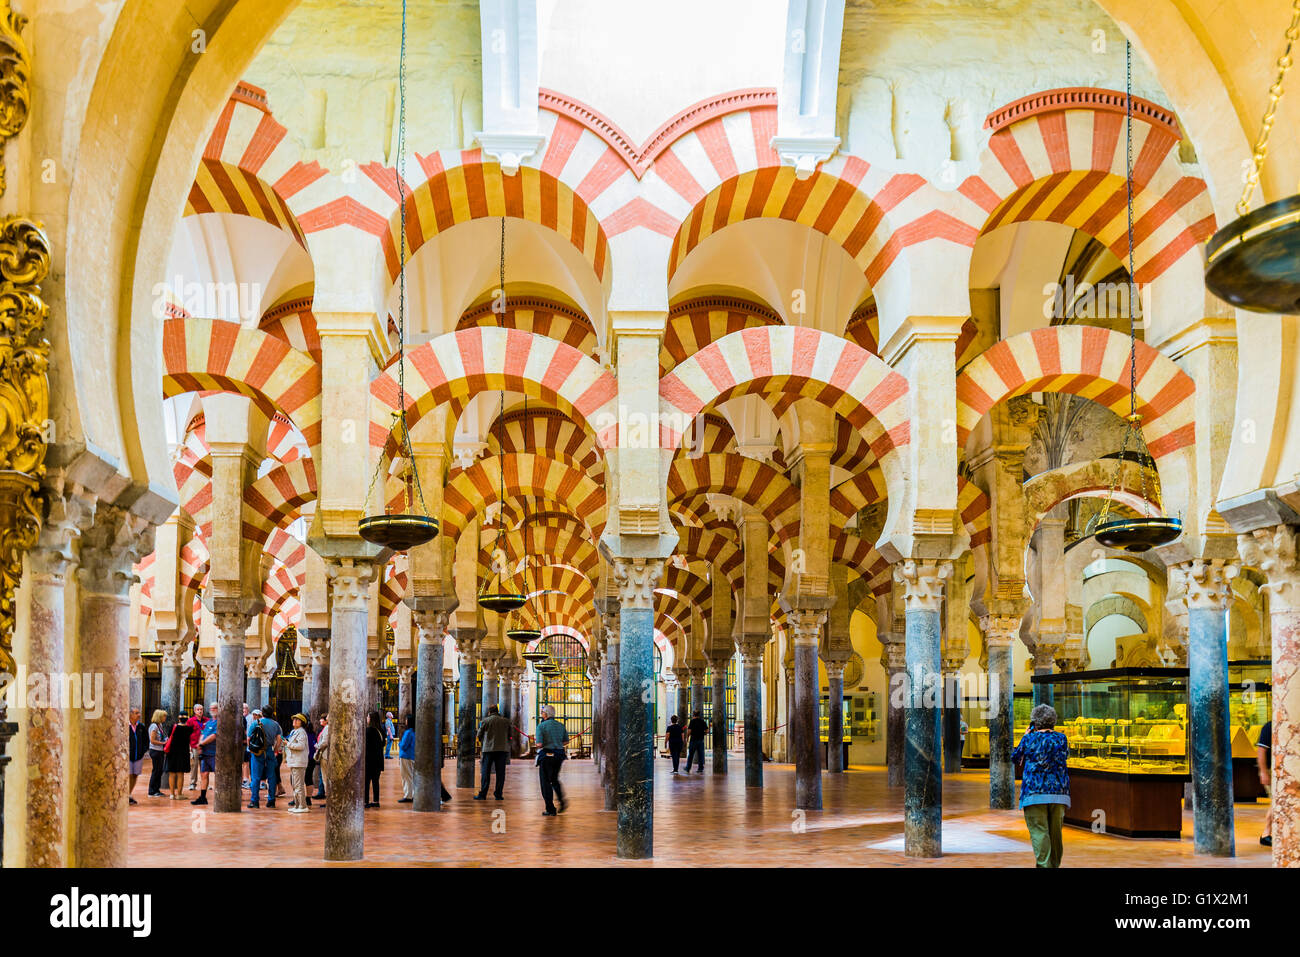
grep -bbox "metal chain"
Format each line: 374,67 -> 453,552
1238,0 -> 1300,215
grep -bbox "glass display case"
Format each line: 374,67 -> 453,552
1013,691 -> 1032,747
1032,668 -> 1189,838
1228,659 -> 1272,801
958,694 -> 1031,766
818,693 -> 879,742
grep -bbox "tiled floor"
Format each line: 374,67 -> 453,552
126,758 -> 1275,867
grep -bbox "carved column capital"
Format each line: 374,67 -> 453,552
325,557 -> 377,613
786,609 -> 826,646
893,559 -> 951,614
734,632 -> 770,663
129,656 -> 145,681
1170,558 -> 1239,611
159,642 -> 184,669
612,556 -> 663,610
76,505 -> 154,599
365,656 -> 379,680
215,612 -> 252,644
882,641 -> 907,672
310,638 -> 330,667
455,628 -> 485,660
1238,525 -> 1300,614
601,610 -> 620,642
398,664 -> 415,683
299,660 -> 313,682
412,607 -> 451,642
980,614 -> 1021,649
824,659 -> 846,680
245,659 -> 262,680
28,482 -> 93,583
201,662 -> 219,684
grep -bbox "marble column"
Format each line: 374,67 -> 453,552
825,660 -> 845,774
710,654 -> 729,773
308,632 -> 330,726
25,501 -> 84,868
214,612 -> 252,813
201,663 -> 219,712
601,615 -> 619,810
688,667 -> 704,719
74,506 -> 153,867
323,558 -> 377,862
455,631 -> 484,789
591,665 -> 602,765
942,660 -> 963,774
788,610 -> 826,810
300,661 -> 314,719
613,557 -> 662,859
1031,647 -> 1055,706
983,616 -> 1019,811
129,656 -> 144,714
1175,560 -> 1238,857
365,655 -> 379,718
245,658 -> 262,711
397,664 -> 414,723
411,608 -> 449,812
883,642 -> 906,788
159,641 -> 184,721
259,675 -> 272,715
737,636 -> 767,787
897,560 -> 950,858
482,661 -> 499,714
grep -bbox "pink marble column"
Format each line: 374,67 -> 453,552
1239,526 -> 1300,867
74,505 -> 153,868
23,490 -> 86,868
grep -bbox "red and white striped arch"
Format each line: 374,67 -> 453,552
441,452 -> 606,545
959,88 -> 1215,283
955,326 -> 1194,460
243,459 -> 318,548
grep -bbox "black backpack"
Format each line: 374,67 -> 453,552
248,721 -> 267,755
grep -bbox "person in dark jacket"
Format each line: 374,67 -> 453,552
665,715 -> 685,773
1011,703 -> 1071,868
127,708 -> 147,804
164,716 -> 194,800
364,711 -> 385,807
475,705 -> 511,800
535,705 -> 569,815
685,711 -> 708,772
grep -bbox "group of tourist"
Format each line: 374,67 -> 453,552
663,711 -> 711,773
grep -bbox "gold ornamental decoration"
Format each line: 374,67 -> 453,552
0,1 -> 31,196
0,216 -> 51,676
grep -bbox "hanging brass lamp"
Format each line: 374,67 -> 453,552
1090,43 -> 1182,554
1205,2 -> 1300,313
358,1 -> 437,551
522,648 -> 550,663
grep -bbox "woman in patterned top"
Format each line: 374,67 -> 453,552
1012,703 -> 1070,868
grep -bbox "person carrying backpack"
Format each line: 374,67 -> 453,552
247,710 -> 282,808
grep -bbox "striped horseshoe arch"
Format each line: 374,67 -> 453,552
441,453 -> 607,544
957,477 -> 991,550
954,326 -> 1194,460
162,319 -> 322,450
658,327 -> 909,481
242,459 -> 318,547
369,327 -> 618,461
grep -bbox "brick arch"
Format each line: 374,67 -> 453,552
488,405 -> 603,478
520,591 -> 594,635
1085,593 -> 1150,637
661,563 -> 713,615
243,459 -> 318,548
672,525 -> 743,590
954,326 -> 1194,460
478,520 -> 599,580
658,327 -> 909,492
1023,458 -> 1163,526
376,159 -> 609,287
457,297 -> 599,358
957,477 -> 991,550
667,453 -> 800,533
441,452 -> 606,544
661,296 -> 782,375
162,318 -> 322,451
830,467 -> 888,523
831,531 -> 892,596
263,528 -> 307,586
369,328 -> 618,464
960,88 -> 1215,283
527,564 -> 595,608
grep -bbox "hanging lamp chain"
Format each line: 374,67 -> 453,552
1238,0 -> 1300,216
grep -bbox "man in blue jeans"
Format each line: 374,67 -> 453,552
685,711 -> 708,772
535,705 -> 569,816
247,710 -> 282,808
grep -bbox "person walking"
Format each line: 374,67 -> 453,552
247,709 -> 282,808
1012,702 -> 1071,868
164,713 -> 194,800
474,704 -> 511,801
127,708 -> 147,804
665,715 -> 685,773
535,704 -> 569,816
398,714 -> 416,803
284,713 -> 311,812
190,703 -> 218,805
313,715 -> 329,800
685,710 -> 708,773
1258,720 -> 1273,847
147,709 -> 169,797
365,712 -> 385,807
384,711 -> 397,758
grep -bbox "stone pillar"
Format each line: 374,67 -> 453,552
260,674 -> 272,714
411,607 -> 450,812
897,559 -> 950,858
1173,559 -> 1239,857
455,631 -> 484,789
982,615 -> 1019,810
942,658 -> 963,774
397,664 -> 414,723
883,641 -> 906,787
590,664 -> 602,765
214,612 -> 252,813
825,659 -> 845,774
600,612 -> 619,810
201,663 -> 219,711
737,635 -> 767,787
300,661 -> 314,719
245,658 -> 262,711
482,660 -> 499,714
710,654 -> 729,773
323,558 -> 377,862
365,655 -> 379,718
1031,647 -> 1055,706
307,631 -> 330,726
24,493 -> 86,868
613,557 -> 663,859
159,641 -> 184,721
788,610 -> 826,809
74,506 -> 153,867
688,667 -> 704,719
675,677 -> 688,723
129,655 -> 144,714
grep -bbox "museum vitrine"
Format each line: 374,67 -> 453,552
1228,658 -> 1272,801
1032,667 -> 1190,838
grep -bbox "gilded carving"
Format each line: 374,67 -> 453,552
0,1 -> 32,196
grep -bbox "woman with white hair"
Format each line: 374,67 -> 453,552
535,705 -> 569,816
1011,703 -> 1071,867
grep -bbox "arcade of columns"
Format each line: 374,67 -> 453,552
0,0 -> 1298,869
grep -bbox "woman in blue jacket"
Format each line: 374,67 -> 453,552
1012,703 -> 1070,868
